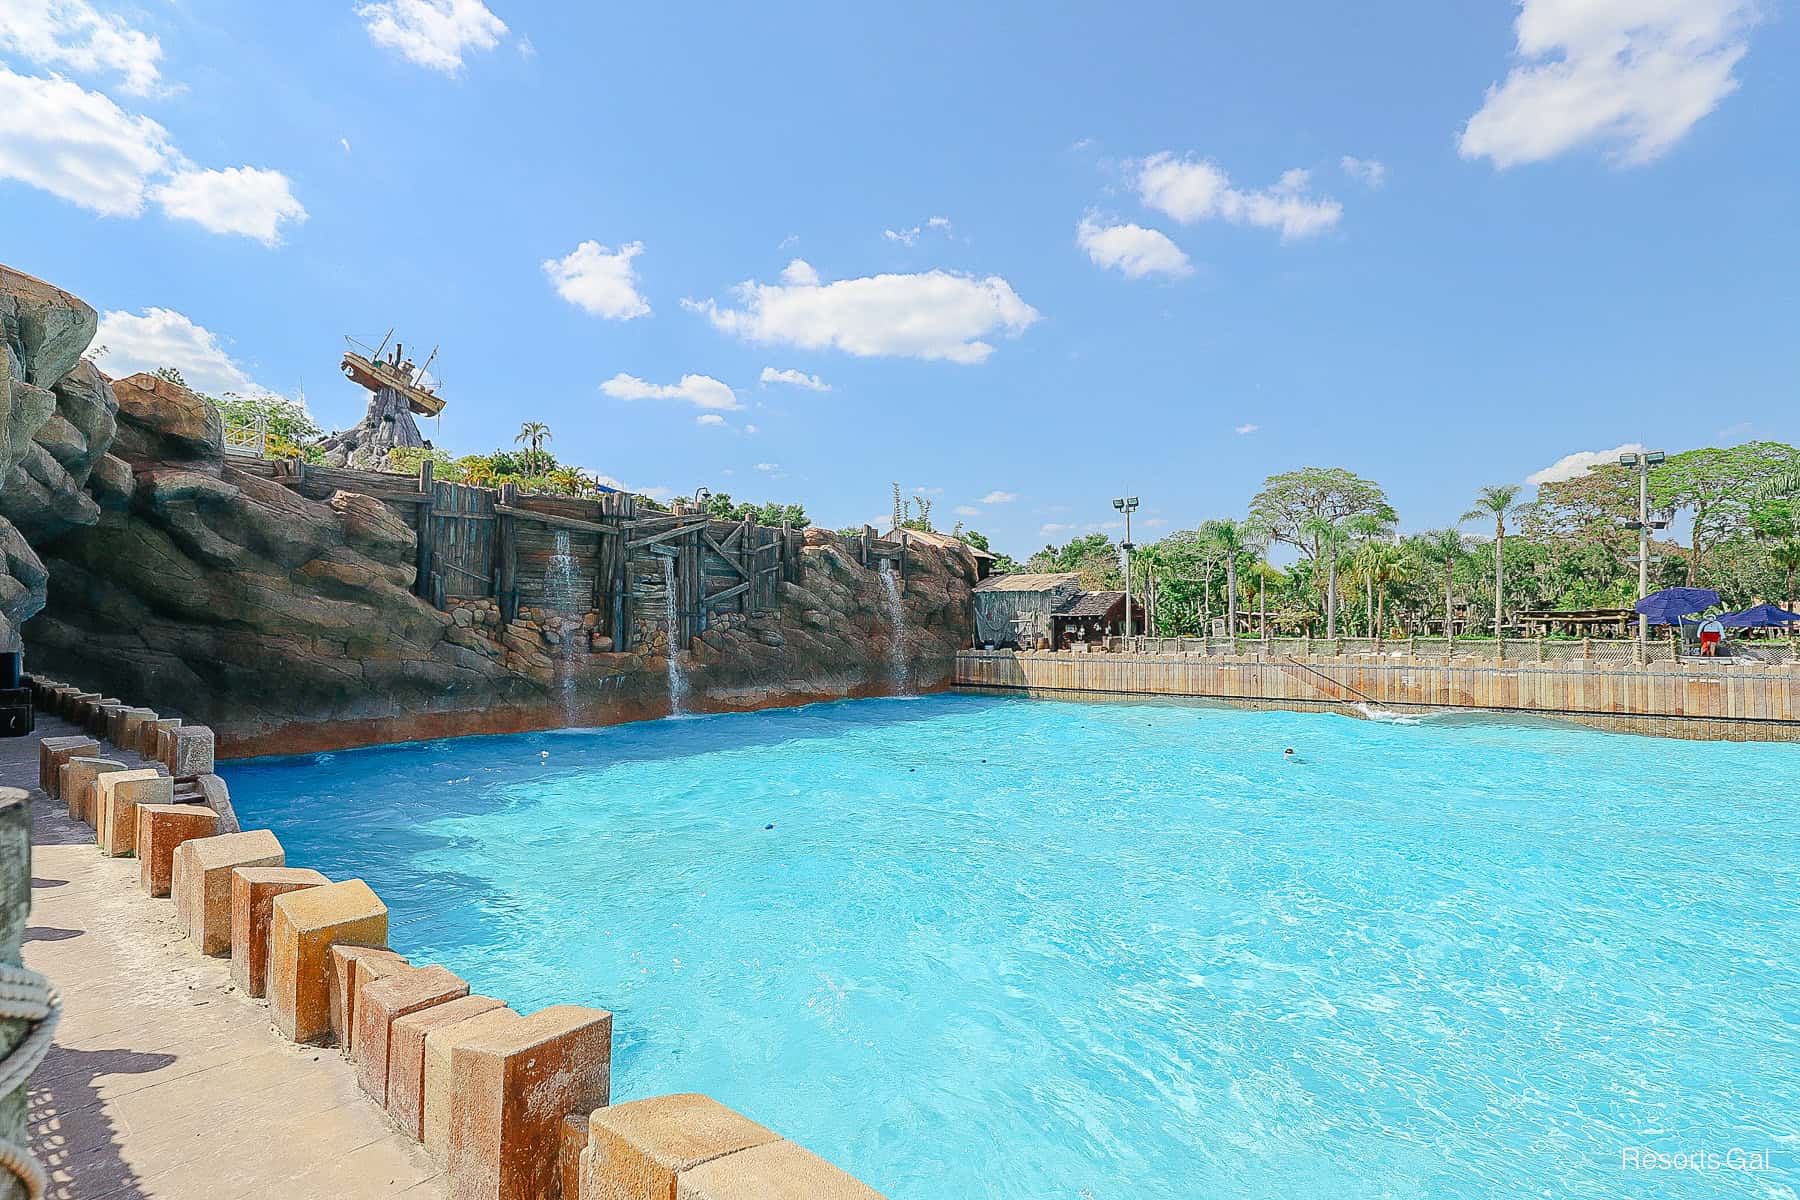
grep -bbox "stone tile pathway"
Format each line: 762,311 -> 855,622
8,715 -> 447,1199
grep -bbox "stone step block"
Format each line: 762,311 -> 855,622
329,945 -> 411,1055
268,879 -> 389,1044
60,756 -> 127,823
98,770 -> 173,857
673,1139 -> 886,1200
109,705 -> 153,747
423,1007 -> 521,1165
165,725 -> 215,777
89,701 -> 125,737
39,736 -> 99,794
133,803 -> 216,895
170,829 -> 285,955
231,866 -> 329,996
448,1004 -> 613,1200
386,994 -> 506,1141
355,965 -> 469,1106
144,716 -> 181,757
118,708 -> 159,752
560,1115 -> 587,1200
579,1094 -> 778,1200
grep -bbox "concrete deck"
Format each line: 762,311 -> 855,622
9,715 -> 448,1199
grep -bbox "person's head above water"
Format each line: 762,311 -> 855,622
1284,748 -> 1295,757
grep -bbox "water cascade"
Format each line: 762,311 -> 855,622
878,560 -> 911,694
661,555 -> 690,715
546,530 -> 582,721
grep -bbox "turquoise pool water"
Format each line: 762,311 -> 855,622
225,695 -> 1799,1198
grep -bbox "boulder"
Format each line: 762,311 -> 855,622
109,371 -> 222,463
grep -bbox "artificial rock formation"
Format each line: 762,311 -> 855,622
6,265 -> 977,754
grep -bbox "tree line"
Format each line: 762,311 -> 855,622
1018,446 -> 1800,639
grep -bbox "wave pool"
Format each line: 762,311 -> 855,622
225,694 -> 1800,1199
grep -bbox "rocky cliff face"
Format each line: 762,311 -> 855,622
0,266 -> 125,652
8,267 -> 975,755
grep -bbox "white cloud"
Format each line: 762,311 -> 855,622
1459,0 -> 1756,168
357,0 -> 507,73
1076,215 -> 1192,279
686,259 -> 1038,365
1340,155 -> 1386,187
744,423 -> 760,434
340,137 -> 352,153
1136,153 -> 1342,240
754,462 -> 779,472
600,372 -> 739,411
1526,442 -> 1646,485
1145,518 -> 1170,529
0,66 -> 174,216
759,366 -> 831,392
151,166 -> 308,245
1235,423 -> 1260,435
981,491 -> 1017,504
0,0 -> 164,94
93,307 -> 282,400
882,216 -> 953,246
953,505 -> 980,517
696,414 -> 725,427
544,241 -> 650,320
592,472 -> 673,501
1040,522 -> 1075,537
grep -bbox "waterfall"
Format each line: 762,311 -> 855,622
878,561 -> 911,694
546,530 -> 581,722
661,555 -> 689,715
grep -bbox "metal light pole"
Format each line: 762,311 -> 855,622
1113,494 -> 1139,640
1620,450 -> 1666,655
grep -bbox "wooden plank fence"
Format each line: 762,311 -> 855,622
269,460 -> 853,652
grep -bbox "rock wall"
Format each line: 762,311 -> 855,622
7,267 -> 976,756
1,266 -> 125,652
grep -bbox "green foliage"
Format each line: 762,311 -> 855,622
385,446 -> 463,480
960,529 -> 1022,574
1026,533 -> 1122,591
698,492 -> 809,528
1249,466 -> 1391,560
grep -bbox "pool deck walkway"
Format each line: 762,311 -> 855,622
9,715 -> 449,1199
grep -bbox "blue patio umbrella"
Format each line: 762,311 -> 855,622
1633,587 -> 1721,625
1717,603 -> 1800,628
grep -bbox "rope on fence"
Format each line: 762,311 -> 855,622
0,961 -> 60,1199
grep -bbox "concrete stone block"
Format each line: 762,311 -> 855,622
97,770 -> 173,857
580,1094 -> 777,1200
109,705 -> 153,747
170,829 -> 284,955
60,756 -> 126,823
39,736 -> 98,794
447,1004 -> 613,1200
133,803 -> 216,895
268,879 -> 388,1044
356,965 -> 469,1106
424,1007 -> 520,1165
329,944 -> 410,1054
90,701 -> 125,737
387,994 -> 506,1140
167,725 -> 215,777
673,1140 -> 885,1200
560,1114 -> 587,1200
118,708 -> 158,751
144,716 -> 181,757
155,725 -> 175,764
230,866 -> 328,996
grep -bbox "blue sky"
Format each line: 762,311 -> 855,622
4,1 -> 1795,556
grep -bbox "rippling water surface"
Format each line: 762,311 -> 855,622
226,694 -> 1800,1199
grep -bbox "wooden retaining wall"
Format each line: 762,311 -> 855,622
955,650 -> 1800,741
264,460 -> 919,651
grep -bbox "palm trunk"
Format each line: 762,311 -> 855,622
1226,555 -> 1238,637
1326,556 -> 1338,639
1445,562 -> 1454,645
1365,572 -> 1374,633
1493,520 -> 1505,639
1376,587 -> 1386,638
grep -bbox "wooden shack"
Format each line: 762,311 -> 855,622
1050,591 -> 1145,647
972,572 -> 1081,648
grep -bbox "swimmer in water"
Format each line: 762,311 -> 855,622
1283,747 -> 1296,762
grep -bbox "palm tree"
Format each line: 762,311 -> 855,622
548,466 -> 587,495
1463,484 -> 1522,639
515,421 -> 553,474
1302,516 -> 1347,637
1773,541 -> 1800,611
1205,519 -> 1256,636
1415,528 -> 1467,644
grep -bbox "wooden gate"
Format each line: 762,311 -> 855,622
421,481 -> 497,606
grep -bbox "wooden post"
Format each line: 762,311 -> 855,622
742,515 -> 756,614
497,483 -> 519,623
414,459 -> 435,603
615,495 -> 634,651
861,525 -> 873,568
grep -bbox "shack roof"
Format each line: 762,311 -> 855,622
1053,590 -> 1128,617
973,572 -> 1081,593
888,527 -> 996,561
